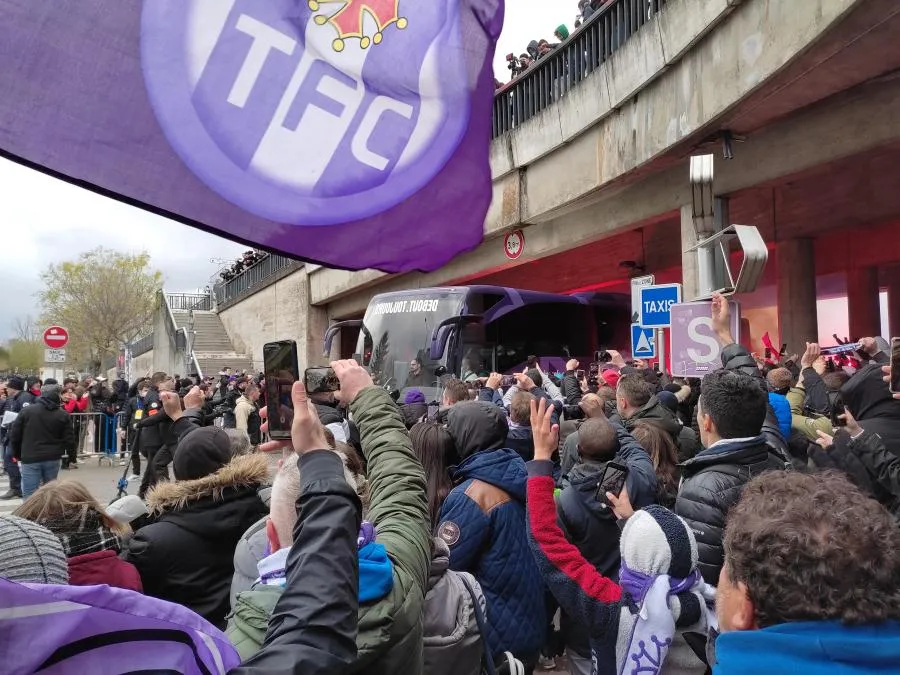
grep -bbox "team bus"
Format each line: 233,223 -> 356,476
324,285 -> 630,402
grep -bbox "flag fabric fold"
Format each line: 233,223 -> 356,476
0,0 -> 504,272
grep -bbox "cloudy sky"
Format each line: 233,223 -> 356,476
0,2 -> 578,342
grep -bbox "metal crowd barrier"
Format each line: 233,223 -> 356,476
68,412 -> 126,467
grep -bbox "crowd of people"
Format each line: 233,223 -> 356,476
1,292 -> 900,673
219,249 -> 270,283
499,1 -> 615,85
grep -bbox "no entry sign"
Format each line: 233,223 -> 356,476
43,326 -> 69,349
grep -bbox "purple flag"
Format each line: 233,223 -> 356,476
0,578 -> 241,674
0,0 -> 503,272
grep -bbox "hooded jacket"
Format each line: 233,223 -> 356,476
122,453 -> 269,629
619,396 -> 700,463
841,364 -> 900,455
69,549 -> 143,592
439,402 -> 546,661
9,392 -> 75,463
676,437 -> 787,586
713,621 -> 900,674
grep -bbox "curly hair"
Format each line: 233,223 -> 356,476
724,470 -> 900,628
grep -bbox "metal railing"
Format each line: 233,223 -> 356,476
213,253 -> 299,306
492,0 -> 668,137
166,293 -> 214,311
132,334 -> 154,358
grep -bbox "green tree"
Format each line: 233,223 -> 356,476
4,316 -> 43,374
39,248 -> 162,373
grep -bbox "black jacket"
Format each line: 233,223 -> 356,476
506,424 -> 534,462
675,437 -> 788,585
841,364 -> 900,456
123,453 -> 269,629
843,430 -> 900,520
616,396 -> 701,463
561,372 -> 583,406
231,450 -> 362,675
9,394 -> 75,463
0,390 -> 35,446
135,388 -> 170,450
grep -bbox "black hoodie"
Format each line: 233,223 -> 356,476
9,392 -> 76,463
841,364 -> 900,455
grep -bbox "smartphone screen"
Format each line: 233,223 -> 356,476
594,461 -> 629,508
264,340 -> 299,440
500,375 -> 516,388
891,338 -> 900,393
305,367 -> 339,394
575,369 -> 585,380
821,343 -> 861,356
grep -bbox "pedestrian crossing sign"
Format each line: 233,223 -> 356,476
631,324 -> 656,358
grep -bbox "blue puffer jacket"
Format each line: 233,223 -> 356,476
438,446 -> 546,662
768,392 -> 792,440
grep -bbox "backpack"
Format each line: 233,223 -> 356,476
0,577 -> 240,675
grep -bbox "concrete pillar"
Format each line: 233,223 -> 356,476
680,205 -> 699,301
847,267 -> 881,340
885,266 -> 900,337
777,239 -> 817,354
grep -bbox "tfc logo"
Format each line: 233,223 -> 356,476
141,0 -> 468,225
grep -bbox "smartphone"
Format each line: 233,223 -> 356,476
305,367 -> 339,394
264,340 -> 299,440
594,461 -> 629,508
821,343 -> 861,356
500,375 -> 516,388
891,338 -> 900,393
575,369 -> 585,380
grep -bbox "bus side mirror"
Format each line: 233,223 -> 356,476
429,314 -> 482,361
323,320 -> 363,356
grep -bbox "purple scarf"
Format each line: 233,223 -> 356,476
617,561 -> 704,675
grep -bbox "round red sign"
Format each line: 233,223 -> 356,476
43,325 -> 69,349
504,230 -> 525,260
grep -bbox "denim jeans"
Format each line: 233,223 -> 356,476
2,443 -> 21,493
20,460 -> 61,498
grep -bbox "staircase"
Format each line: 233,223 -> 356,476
170,310 -> 254,378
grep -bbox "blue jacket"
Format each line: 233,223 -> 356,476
438,448 -> 546,661
768,392 -> 792,440
714,620 -> 900,674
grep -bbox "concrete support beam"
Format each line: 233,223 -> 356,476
680,205 -> 700,300
847,267 -> 881,339
777,239 -> 818,354
885,266 -> 900,336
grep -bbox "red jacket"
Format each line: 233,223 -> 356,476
63,396 -> 89,414
67,549 -> 143,592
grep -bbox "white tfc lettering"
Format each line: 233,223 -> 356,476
228,15 -> 297,108
351,95 -> 415,171
686,317 -> 721,363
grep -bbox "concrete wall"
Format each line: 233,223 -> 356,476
218,267 -> 330,370
308,0 -> 862,310
132,351 -> 155,379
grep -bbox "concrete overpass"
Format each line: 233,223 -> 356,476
214,0 -> 900,368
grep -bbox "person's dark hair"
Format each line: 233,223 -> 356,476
699,369 -> 767,439
509,391 -> 532,426
150,371 -> 169,386
526,369 -> 543,388
409,421 -> 459,531
577,417 -> 618,460
766,367 -> 792,395
442,379 -> 469,405
630,421 -> 679,506
616,373 -> 653,409
823,370 -> 850,391
724,471 -> 900,627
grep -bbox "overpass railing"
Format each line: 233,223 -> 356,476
493,0 -> 669,138
213,253 -> 300,306
166,293 -> 214,311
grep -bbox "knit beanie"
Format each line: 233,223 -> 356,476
403,389 -> 426,404
0,515 -> 69,584
615,506 -> 713,674
173,427 -> 233,481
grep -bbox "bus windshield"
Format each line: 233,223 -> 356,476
358,290 -> 465,401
